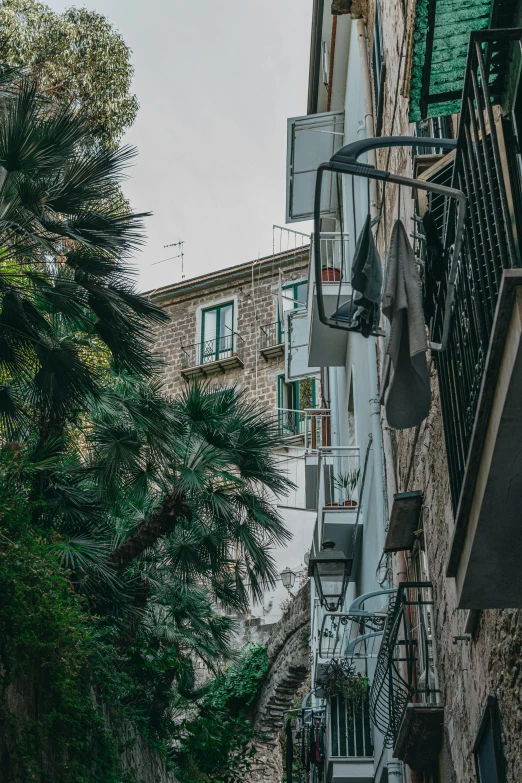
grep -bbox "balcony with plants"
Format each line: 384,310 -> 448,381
308,232 -> 354,367
315,447 -> 363,579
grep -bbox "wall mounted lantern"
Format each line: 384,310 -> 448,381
308,540 -> 351,611
280,566 -> 297,590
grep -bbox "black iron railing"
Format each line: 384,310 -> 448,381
369,583 -> 441,749
260,321 -> 283,350
330,693 -> 373,758
423,29 -> 522,509
180,333 -> 245,370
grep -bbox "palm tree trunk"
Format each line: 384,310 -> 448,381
109,494 -> 192,571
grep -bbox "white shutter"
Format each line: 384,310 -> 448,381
286,111 -> 345,223
285,309 -> 319,382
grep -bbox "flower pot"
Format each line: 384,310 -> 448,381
325,501 -> 339,507
343,500 -> 357,508
321,267 -> 341,282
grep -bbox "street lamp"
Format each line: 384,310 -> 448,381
280,566 -> 296,590
307,540 -> 351,611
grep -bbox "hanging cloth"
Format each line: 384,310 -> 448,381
330,214 -> 383,337
309,721 -> 316,766
285,717 -> 293,782
380,219 -> 431,429
421,210 -> 445,326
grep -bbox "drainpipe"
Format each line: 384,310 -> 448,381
355,16 -> 407,583
356,20 -> 406,783
388,760 -> 404,782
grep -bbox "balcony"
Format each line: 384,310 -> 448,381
369,583 -> 443,772
180,333 -> 245,379
317,447 -> 363,580
417,30 -> 522,607
327,694 -> 374,783
309,233 -> 353,367
259,321 -> 284,361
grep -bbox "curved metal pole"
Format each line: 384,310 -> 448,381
313,136 -> 467,351
348,587 -> 397,613
331,135 -> 457,165
345,630 -> 383,656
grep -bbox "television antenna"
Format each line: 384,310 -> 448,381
152,240 -> 185,278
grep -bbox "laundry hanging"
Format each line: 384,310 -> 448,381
330,213 -> 383,337
421,210 -> 445,326
380,219 -> 431,429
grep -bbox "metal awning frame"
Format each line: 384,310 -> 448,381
313,135 -> 467,351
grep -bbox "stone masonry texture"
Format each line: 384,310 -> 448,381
372,0 -> 522,780
147,248 -> 311,411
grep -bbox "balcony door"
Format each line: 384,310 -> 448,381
201,302 -> 234,363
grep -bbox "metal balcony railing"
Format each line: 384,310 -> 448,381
276,408 -> 331,448
329,693 -> 373,758
318,447 -> 361,511
420,29 -> 522,510
180,333 -> 245,373
311,232 -> 351,282
259,321 -> 283,351
369,582 -> 441,748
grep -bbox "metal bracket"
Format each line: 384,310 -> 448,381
313,136 -> 467,351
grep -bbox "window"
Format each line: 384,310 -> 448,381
278,280 -> 308,343
201,302 -> 234,363
473,696 -> 506,783
278,375 -> 317,435
372,0 -> 386,136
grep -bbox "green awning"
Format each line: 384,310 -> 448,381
409,0 -> 493,122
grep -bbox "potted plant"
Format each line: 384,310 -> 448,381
334,468 -> 360,507
321,265 -> 341,282
317,658 -> 368,704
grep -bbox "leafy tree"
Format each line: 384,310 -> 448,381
0,0 -> 138,147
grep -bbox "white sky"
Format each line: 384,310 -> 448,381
49,0 -> 313,291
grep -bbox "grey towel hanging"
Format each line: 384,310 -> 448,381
380,219 -> 431,429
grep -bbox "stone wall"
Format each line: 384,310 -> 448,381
372,0 -> 522,779
249,580 -> 311,783
148,249 -> 310,410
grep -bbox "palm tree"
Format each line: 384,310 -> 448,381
0,73 -> 168,451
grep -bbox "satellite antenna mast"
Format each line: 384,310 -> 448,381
152,240 -> 185,278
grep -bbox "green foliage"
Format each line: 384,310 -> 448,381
0,0 -> 138,148
205,644 -> 269,712
317,658 -> 368,702
0,481 -> 127,782
174,646 -> 269,783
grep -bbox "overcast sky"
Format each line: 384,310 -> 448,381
49,1 -> 313,291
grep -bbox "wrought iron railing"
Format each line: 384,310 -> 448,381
422,29 -> 522,509
369,582 -> 441,748
180,333 -> 245,369
259,321 -> 283,350
329,693 -> 373,758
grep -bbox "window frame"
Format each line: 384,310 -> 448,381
279,279 -> 308,341
201,301 -> 235,363
473,695 -> 507,783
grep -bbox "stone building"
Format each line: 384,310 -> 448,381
284,1 -> 522,782
145,246 -> 318,628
